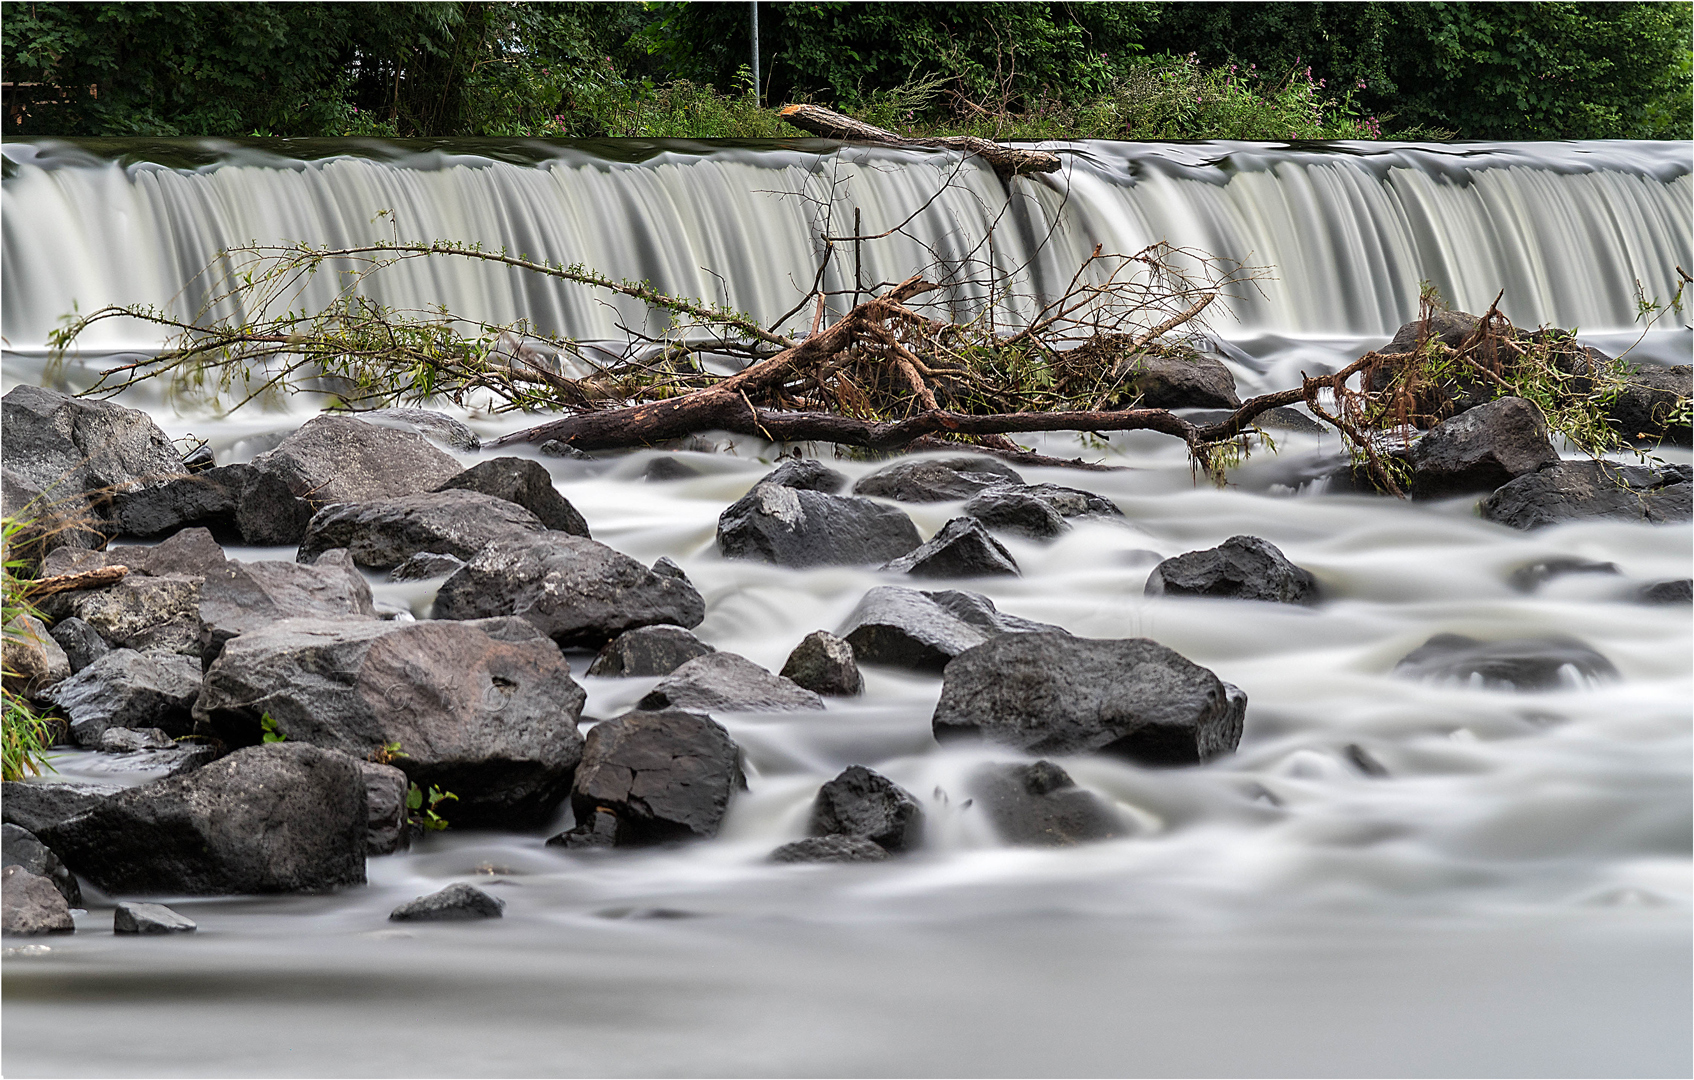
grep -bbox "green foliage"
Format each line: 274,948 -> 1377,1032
1,517 -> 57,782
406,782 -> 457,831
259,712 -> 286,743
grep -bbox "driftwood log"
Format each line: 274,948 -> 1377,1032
778,103 -> 1062,178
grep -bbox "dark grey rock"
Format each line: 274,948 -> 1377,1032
1113,348 -> 1241,409
962,487 -> 1068,538
297,489 -> 547,570
1,385 -> 186,522
538,440 -> 591,459
112,463 -> 315,546
358,408 -> 481,451
1,614 -> 69,699
780,631 -> 863,696
1637,579 -> 1692,604
389,882 -> 505,921
433,534 -> 706,650
587,625 -> 714,677
933,634 -> 1248,766
49,617 -> 110,674
1609,364 -> 1691,445
433,456 -> 590,536
36,573 -> 205,656
1145,535 -> 1319,605
1183,406 -> 1325,433
852,456 -> 1025,502
98,727 -> 175,752
359,761 -> 410,856
43,649 -> 203,746
559,710 -> 744,845
969,761 -> 1128,846
882,517 -> 1019,578
39,743 -> 367,895
763,458 -> 848,493
1,866 -> 74,935
1,823 -> 80,907
638,652 -> 824,714
642,456 -> 700,482
1392,633 -> 1618,691
838,586 -> 1063,674
114,901 -> 196,934
388,552 -> 467,582
548,806 -> 620,849
193,616 -> 585,827
651,557 -> 689,582
770,835 -> 889,863
1381,310 -> 1481,354
2,467 -> 106,571
1,782 -> 124,835
248,415 -> 463,509
180,443 -> 216,473
809,766 -> 923,853
1507,557 -> 1620,593
1408,396 -> 1561,499
717,483 -> 921,568
1481,460 -> 1692,530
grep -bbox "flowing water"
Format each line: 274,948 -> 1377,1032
2,139 -> 1690,1078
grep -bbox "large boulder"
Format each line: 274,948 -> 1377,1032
39,743 -> 367,895
1,614 -> 70,699
433,534 -> 706,649
882,517 -> 1020,578
1114,348 -> 1241,409
433,457 -> 590,536
358,407 -> 481,451
112,463 -> 314,546
838,586 -> 1063,673
852,456 -> 1024,502
296,490 -> 548,570
1381,310 -> 1481,355
933,633 -> 1248,766
1392,633 -> 1618,691
41,649 -> 203,745
1145,535 -> 1319,606
1609,364 -> 1691,445
1481,460 -> 1692,529
1,866 -> 74,935
247,415 -> 463,509
780,631 -> 863,696
1,385 -> 185,522
1408,396 -> 1561,499
969,761 -> 1127,846
1,823 -> 81,907
637,652 -> 824,714
1,782 -> 123,835
809,766 -> 923,853
586,625 -> 714,678
717,482 -> 921,568
962,482 -> 1121,539
553,710 -> 744,846
193,616 -> 585,826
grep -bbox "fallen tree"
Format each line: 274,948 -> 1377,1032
777,103 -> 1062,179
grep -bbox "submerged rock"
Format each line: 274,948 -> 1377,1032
1481,460 -> 1692,529
838,586 -> 1063,674
587,625 -> 714,678
1145,535 -> 1319,605
969,761 -> 1127,846
637,652 -> 824,714
1637,579 -> 1693,604
1407,396 -> 1560,499
248,415 -> 463,508
1,824 -> 81,907
433,456 -> 590,536
809,766 -> 923,853
1,866 -> 74,936
114,902 -> 197,934
1392,633 -> 1618,691
556,710 -> 745,846
43,649 -> 203,746
780,631 -> 863,697
852,456 -> 1024,502
882,517 -> 1020,578
717,482 -> 921,568
769,835 -> 889,863
1507,557 -> 1619,593
389,883 -> 505,922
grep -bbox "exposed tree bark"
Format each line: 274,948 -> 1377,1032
778,103 -> 1062,178
25,565 -> 128,598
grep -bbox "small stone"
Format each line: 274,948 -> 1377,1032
359,761 -> 410,856
780,631 -> 863,696
546,807 -> 620,849
98,727 -> 175,752
1145,535 -> 1319,605
881,517 -> 1020,578
651,557 -> 689,582
1637,579 -> 1692,604
587,625 -> 714,678
113,901 -> 196,934
1,865 -> 74,936
770,836 -> 889,863
388,883 -> 505,922
538,440 -> 590,460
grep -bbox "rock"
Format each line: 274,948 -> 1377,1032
1,614 -> 70,698
1481,460 -> 1692,530
359,762 -> 410,856
1145,535 -> 1319,605
433,534 -> 706,649
97,727 -> 175,752
247,415 -> 463,509
651,556 -> 689,582
881,517 -> 1020,578
549,806 -> 620,849
933,634 -> 1248,766
1637,579 -> 1692,604
1381,310 -> 1481,354
1,824 -> 80,907
297,490 -> 547,571
586,625 -> 714,678
637,652 -> 824,713
1,385 -> 185,522
1,866 -> 74,935
642,456 -> 700,482
852,456 -> 1024,502
112,463 -> 315,546
1183,406 -> 1324,433
388,552 -> 467,581
1609,365 -> 1691,445
1113,348 -> 1241,409
389,882 -> 505,921
37,573 -> 205,656
961,482 -> 1122,539
194,616 -> 585,827
769,835 -> 889,863
557,710 -> 744,846
838,586 -> 1063,674
969,761 -> 1127,846
1,782 -> 124,835
42,649 -> 203,746
763,458 -> 848,493
358,407 -> 481,451
2,467 -> 106,572
48,617 -> 110,673
1407,396 -> 1561,499
1507,557 -> 1619,593
809,766 -> 923,853
779,630 -> 863,696
433,457 -> 590,536
1392,633 -> 1618,691
180,443 -> 216,472
113,901 -> 197,934
717,483 -> 921,568
39,743 -> 367,895
538,439 -> 591,459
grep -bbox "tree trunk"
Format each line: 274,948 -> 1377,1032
777,103 -> 1062,178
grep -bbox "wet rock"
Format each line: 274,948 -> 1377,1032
933,634 -> 1248,766
809,766 -> 923,853
43,649 -> 203,746
37,572 -> 204,656
114,901 -> 197,934
1,782 -> 124,835
548,806 -> 620,849
1609,364 -> 1691,445
433,534 -> 706,650
433,457 -> 590,536
559,710 -> 744,845
838,586 -> 1063,674
97,727 -> 175,752
1113,348 -> 1241,409
389,883 -> 505,922
2,467 -> 106,571
969,761 -> 1127,846
1,614 -> 70,699
358,407 -> 481,451
1,866 -> 74,935
1507,557 -> 1619,593
1183,406 -> 1324,433
1637,579 -> 1692,604
1382,310 -> 1482,354
297,490 -> 547,571
1481,460 -> 1692,530
1392,633 -> 1618,691
538,440 -> 591,460
763,458 -> 848,493
642,456 -> 700,482
112,463 -> 315,546
770,835 -> 889,863
247,415 -> 463,509
194,616 -> 585,827
651,557 -> 689,582
49,617 -> 110,674
358,762 -> 410,856
39,743 -> 368,895
1,824 -> 80,907
388,552 -> 467,582
638,652 -> 824,714
962,482 -> 1121,539
852,456 -> 1024,502
780,630 -> 863,696
1,385 -> 186,523
882,517 -> 1019,578
1408,396 -> 1560,499
717,483 -> 921,568
587,625 -> 714,678
1145,535 -> 1319,605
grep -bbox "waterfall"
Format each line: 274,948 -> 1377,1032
3,138 -> 1689,353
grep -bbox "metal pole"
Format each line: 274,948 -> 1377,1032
750,2 -> 761,103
